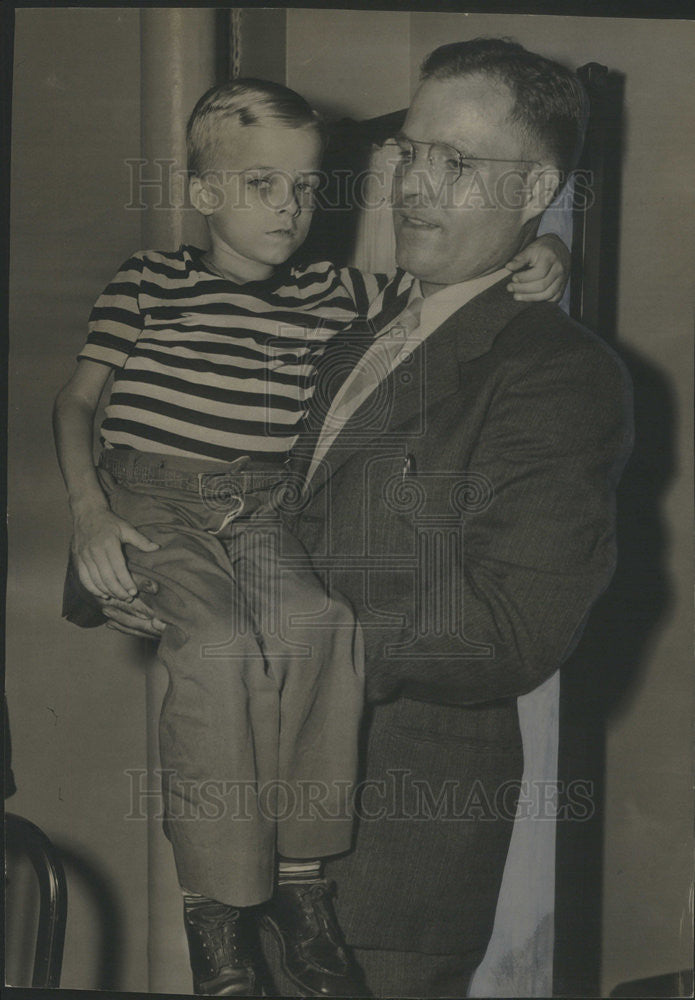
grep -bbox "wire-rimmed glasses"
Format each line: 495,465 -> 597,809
380,135 -> 540,186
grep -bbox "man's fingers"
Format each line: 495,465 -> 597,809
121,524 -> 160,553
125,595 -> 157,619
102,599 -> 164,630
103,605 -> 165,638
102,595 -> 151,618
106,621 -> 142,636
106,621 -> 160,638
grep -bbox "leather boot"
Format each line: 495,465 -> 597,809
184,898 -> 264,996
260,880 -> 370,997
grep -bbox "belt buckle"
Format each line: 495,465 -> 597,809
198,472 -> 244,518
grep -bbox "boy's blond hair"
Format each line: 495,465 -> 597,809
187,78 -> 326,177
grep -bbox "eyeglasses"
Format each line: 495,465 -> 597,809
380,136 -> 540,186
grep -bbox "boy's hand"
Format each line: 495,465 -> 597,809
505,233 -> 571,302
71,508 -> 159,602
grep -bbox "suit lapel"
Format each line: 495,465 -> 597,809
296,277 -> 531,491
291,275 -> 413,481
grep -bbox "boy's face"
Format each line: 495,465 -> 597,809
190,121 -> 323,280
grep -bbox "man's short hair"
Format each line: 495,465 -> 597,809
421,38 -> 589,179
187,78 -> 326,177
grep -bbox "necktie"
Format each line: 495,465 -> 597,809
335,296 -> 424,415
306,297 -> 424,486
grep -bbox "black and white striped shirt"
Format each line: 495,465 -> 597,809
79,245 -> 387,464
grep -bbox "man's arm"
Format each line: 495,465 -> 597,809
364,328 -> 634,705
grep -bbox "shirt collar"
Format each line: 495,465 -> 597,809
408,267 -> 511,332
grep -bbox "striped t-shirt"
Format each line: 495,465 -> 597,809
79,245 -> 388,464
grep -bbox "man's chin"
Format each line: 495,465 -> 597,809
395,247 -> 443,284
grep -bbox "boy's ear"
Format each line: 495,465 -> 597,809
521,165 -> 562,223
189,175 -> 216,216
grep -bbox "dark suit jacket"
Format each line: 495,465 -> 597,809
290,274 -> 633,955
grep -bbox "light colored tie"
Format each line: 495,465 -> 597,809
377,295 -> 424,345
335,296 -> 424,415
306,297 -> 424,485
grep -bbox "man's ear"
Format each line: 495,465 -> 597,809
521,165 -> 562,223
189,175 -> 217,216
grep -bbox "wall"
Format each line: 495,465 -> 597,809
8,8 -> 149,991
284,10 -> 695,996
286,9 -> 411,120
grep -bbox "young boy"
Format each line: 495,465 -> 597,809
54,79 -> 569,997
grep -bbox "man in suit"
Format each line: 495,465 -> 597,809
279,38 -> 633,997
84,38 -> 633,998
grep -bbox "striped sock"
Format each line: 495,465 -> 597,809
277,858 -> 322,885
181,888 -> 215,905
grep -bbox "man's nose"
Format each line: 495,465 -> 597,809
392,163 -> 433,206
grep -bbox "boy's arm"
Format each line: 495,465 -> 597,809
505,232 -> 571,302
53,359 -> 159,602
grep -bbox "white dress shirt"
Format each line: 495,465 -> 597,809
306,267 -> 510,485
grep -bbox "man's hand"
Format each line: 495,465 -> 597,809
71,507 -> 160,602
102,591 -> 166,639
505,232 -> 571,302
